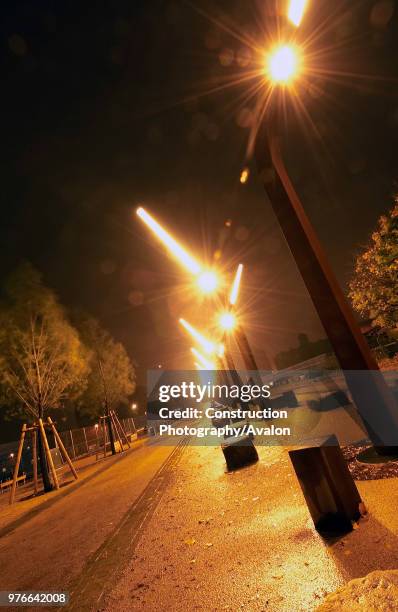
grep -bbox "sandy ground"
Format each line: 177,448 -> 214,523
101,443 -> 398,612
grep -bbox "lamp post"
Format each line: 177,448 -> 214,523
218,264 -> 264,385
253,8 -> 398,453
221,331 -> 243,387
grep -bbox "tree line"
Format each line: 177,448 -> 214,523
349,200 -> 398,332
0,262 -> 136,426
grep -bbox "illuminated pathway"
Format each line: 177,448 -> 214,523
102,443 -> 398,612
1,434 -> 398,610
0,437 -> 183,607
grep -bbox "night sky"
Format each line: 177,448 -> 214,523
1,0 -> 398,382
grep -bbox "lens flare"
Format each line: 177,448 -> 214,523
267,45 -> 300,84
137,207 -> 220,295
180,319 -> 215,354
136,207 -> 201,275
219,311 -> 236,331
288,0 -> 308,27
240,167 -> 250,184
191,347 -> 216,370
229,264 -> 243,306
197,270 -> 218,294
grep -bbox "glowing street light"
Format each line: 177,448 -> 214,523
215,262 -> 257,382
217,343 -> 225,357
190,347 -> 215,370
267,44 -> 301,84
287,0 -> 308,27
197,269 -> 219,294
229,264 -> 265,374
180,318 -> 216,354
217,264 -> 243,376
219,311 -> 236,332
136,206 -> 220,294
137,207 -> 200,274
229,263 -> 243,306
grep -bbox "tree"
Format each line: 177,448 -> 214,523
0,262 -> 89,490
349,202 -> 398,329
75,315 -> 136,418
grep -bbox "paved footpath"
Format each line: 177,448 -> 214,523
101,442 -> 398,612
0,438 -> 180,611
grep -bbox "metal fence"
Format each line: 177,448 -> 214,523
58,416 -> 146,459
0,414 -> 147,482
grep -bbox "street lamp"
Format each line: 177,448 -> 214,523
180,318 -> 217,355
197,269 -> 219,294
221,263 -> 272,375
136,206 -> 221,295
213,306 -> 241,382
180,318 -> 229,377
217,263 -> 265,386
287,0 -> 308,27
179,318 -> 230,384
219,311 -> 236,332
266,44 -> 301,84
253,0 -> 398,452
229,263 -> 243,307
190,347 -> 216,370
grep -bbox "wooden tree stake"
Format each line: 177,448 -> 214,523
110,411 -> 123,450
101,417 -> 107,458
110,411 -> 123,452
47,417 -> 78,480
38,418 -> 59,490
32,428 -> 38,495
9,424 -> 27,505
112,411 -> 131,448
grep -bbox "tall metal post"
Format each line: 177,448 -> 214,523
254,116 -> 398,452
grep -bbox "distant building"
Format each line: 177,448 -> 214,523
274,325 -> 398,372
275,333 -> 333,370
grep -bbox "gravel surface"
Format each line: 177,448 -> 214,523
3,434 -> 397,611
316,569 -> 398,611
102,442 -> 398,612
343,443 -> 398,480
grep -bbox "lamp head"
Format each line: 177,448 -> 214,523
197,269 -> 219,294
219,311 -> 237,331
266,44 -> 301,84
